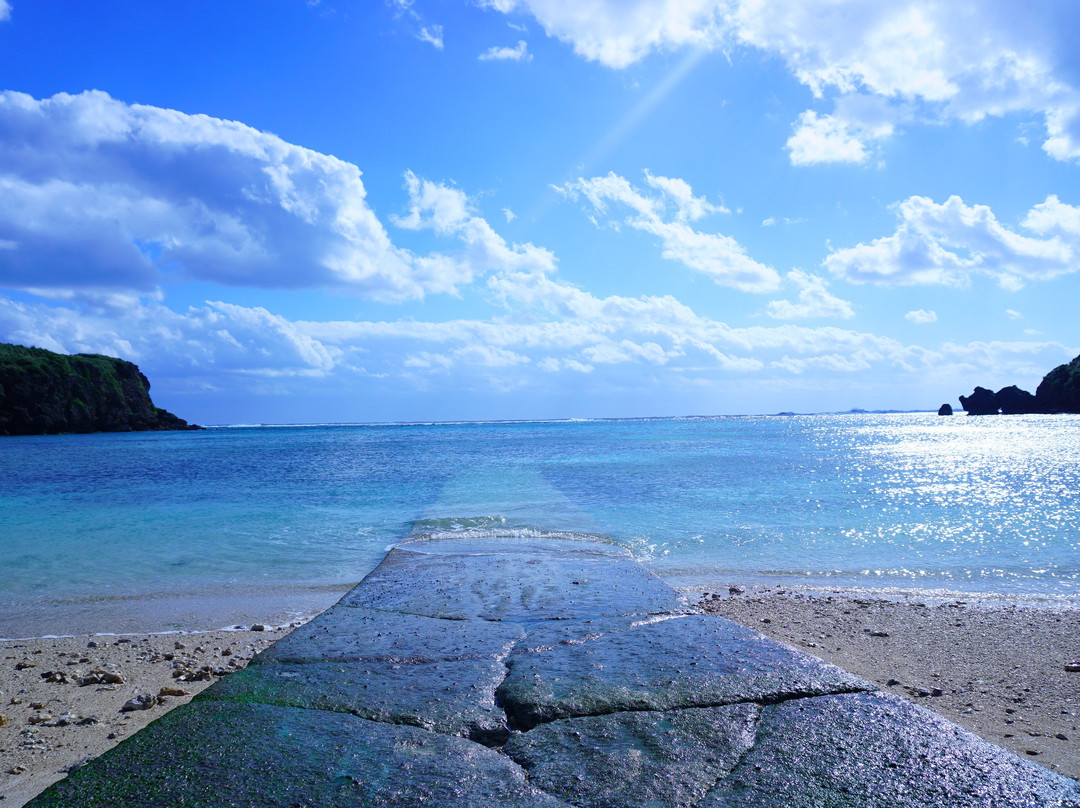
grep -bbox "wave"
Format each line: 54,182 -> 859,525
403,515 -> 616,547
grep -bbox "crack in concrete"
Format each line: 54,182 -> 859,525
504,683 -> 875,733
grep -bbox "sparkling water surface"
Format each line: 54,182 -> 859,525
2,414 -> 1078,636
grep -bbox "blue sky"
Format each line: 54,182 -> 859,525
1,0 -> 1078,423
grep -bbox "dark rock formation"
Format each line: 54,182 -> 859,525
1035,354 -> 1080,413
996,385 -> 1039,415
958,386 -> 999,415
938,403 -> 953,416
0,343 -> 201,436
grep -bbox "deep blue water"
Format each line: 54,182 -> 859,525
2,414 -> 1078,636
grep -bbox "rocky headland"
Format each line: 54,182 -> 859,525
951,353 -> 1080,415
0,343 -> 201,436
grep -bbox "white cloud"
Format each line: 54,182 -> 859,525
480,1 -> 1080,163
786,110 -> 893,166
503,207 -> 517,223
392,171 -> 557,278
0,91 -> 477,303
766,270 -> 854,320
1006,309 -> 1023,320
0,2 -> 9,21
557,171 -> 779,293
905,309 -> 938,324
825,194 -> 1079,289
477,0 -> 724,69
479,40 -> 532,61
417,25 -> 444,49
762,217 -> 776,227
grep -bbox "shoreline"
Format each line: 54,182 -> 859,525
3,587 -> 1078,806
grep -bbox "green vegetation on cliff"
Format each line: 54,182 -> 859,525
0,343 -> 201,436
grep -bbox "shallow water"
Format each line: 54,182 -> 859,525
2,413 -> 1078,636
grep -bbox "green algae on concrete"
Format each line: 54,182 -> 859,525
27,701 -> 572,808
201,655 -> 512,744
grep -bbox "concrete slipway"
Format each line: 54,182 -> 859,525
27,535 -> 1080,807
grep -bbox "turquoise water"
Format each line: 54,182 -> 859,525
2,414 -> 1079,637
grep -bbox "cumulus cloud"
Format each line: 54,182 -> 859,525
1,173 -> 1072,410
479,40 -> 532,61
1006,309 -> 1023,320
556,171 -> 778,293
0,1 -> 9,21
480,0 -> 1080,162
766,270 -> 855,319
905,309 -> 938,324
825,194 -> 1079,290
0,91 -> 481,303
786,110 -> 893,165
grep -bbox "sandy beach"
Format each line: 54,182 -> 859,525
0,621 -> 308,807
2,592 -> 1078,806
696,587 -> 1080,781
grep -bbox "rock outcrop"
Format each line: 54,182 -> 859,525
957,353 -> 1080,415
958,387 -> 999,415
937,403 -> 953,416
0,343 -> 201,436
996,385 -> 1039,415
1035,354 -> 1080,413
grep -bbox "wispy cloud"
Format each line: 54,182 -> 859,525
557,171 -> 777,293
479,40 -> 531,61
417,24 -> 444,49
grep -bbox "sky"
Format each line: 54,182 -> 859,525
1,0 -> 1079,424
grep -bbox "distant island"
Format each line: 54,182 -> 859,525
0,343 -> 202,435
951,353 -> 1080,415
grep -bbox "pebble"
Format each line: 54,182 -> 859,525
0,714 -> 7,726
1065,662 -> 1080,673
728,586 -> 745,596
251,624 -> 266,632
1056,733 -> 1069,741
120,694 -> 160,713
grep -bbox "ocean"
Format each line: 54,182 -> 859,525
2,413 -> 1078,638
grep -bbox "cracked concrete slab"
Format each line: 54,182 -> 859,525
26,701 -> 571,808
504,704 -> 761,808
497,613 -> 871,729
701,692 -> 1080,808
